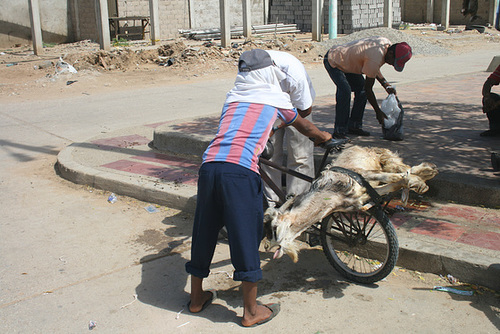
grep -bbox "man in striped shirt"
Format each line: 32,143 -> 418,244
481,64 -> 500,137
185,49 -> 331,327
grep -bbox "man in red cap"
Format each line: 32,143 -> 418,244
324,37 -> 412,139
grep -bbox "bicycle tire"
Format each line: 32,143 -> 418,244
320,206 -> 399,284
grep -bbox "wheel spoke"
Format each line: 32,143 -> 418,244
320,209 -> 399,284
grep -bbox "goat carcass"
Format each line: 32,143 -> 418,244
263,145 -> 438,263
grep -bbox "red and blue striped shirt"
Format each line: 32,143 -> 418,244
203,102 -> 297,174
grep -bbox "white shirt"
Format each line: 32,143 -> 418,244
266,50 -> 315,111
225,50 -> 315,111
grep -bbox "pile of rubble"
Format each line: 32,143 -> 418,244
60,35 -> 319,73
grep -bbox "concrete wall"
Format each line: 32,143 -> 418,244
0,0 -> 73,47
402,0 -> 491,24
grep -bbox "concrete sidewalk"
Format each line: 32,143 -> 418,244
57,68 -> 500,290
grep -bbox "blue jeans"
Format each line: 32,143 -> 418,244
324,53 -> 367,134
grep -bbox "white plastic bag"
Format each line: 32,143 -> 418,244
381,94 -> 401,129
55,57 -> 77,74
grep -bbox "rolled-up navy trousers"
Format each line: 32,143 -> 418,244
185,162 -> 264,282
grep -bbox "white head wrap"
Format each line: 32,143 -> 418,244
225,65 -> 294,110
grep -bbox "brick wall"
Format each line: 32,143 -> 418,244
339,0 -> 401,33
269,0 -> 401,34
269,0 -> 314,31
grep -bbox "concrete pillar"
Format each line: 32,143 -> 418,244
220,0 -> 230,47
426,0 -> 434,23
72,0 -> 81,40
28,0 -> 43,55
242,0 -> 251,37
95,0 -> 111,51
490,0 -> 499,26
149,0 -> 160,44
312,0 -> 324,42
440,0 -> 450,30
384,0 -> 393,28
263,0 -> 269,24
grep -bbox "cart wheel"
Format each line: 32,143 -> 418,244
320,206 -> 398,284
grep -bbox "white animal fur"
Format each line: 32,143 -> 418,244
264,145 -> 438,263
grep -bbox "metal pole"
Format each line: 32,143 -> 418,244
329,0 -> 337,39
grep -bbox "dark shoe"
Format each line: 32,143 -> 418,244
347,128 -> 370,136
332,132 -> 349,140
480,129 -> 500,137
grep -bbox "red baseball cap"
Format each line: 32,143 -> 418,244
394,42 -> 412,72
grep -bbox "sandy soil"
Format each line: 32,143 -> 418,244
1,26 -> 499,103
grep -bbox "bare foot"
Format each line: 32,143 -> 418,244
188,290 -> 214,313
241,303 -> 275,327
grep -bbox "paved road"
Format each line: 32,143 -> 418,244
1,46 -> 499,332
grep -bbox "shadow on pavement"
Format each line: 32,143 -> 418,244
134,208 -> 362,324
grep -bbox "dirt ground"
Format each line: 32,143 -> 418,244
1,26 -> 499,102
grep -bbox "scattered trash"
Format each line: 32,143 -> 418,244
6,62 -> 18,67
433,286 -> 473,296
107,193 -> 117,204
37,60 -> 53,69
55,57 -> 77,74
120,294 -> 138,308
176,321 -> 190,328
447,274 -> 458,284
176,308 -> 184,319
89,320 -> 97,330
144,205 -> 159,213
214,270 -> 233,279
66,80 -> 78,85
59,256 -> 67,264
